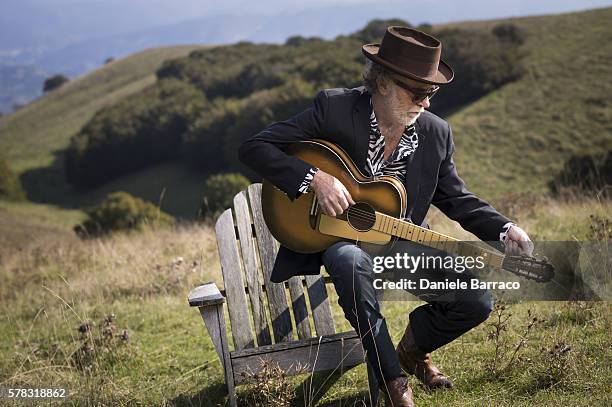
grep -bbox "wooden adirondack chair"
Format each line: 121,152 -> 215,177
188,183 -> 381,406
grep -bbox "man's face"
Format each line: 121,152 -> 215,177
388,76 -> 437,125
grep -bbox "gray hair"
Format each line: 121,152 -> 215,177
362,59 -> 392,94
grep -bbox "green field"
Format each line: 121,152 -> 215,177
0,195 -> 610,406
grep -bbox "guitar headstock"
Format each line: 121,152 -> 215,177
502,255 -> 555,283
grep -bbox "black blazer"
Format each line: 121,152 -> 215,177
238,86 -> 511,283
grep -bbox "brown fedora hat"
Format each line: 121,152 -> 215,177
362,26 -> 454,85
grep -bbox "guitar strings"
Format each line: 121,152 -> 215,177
337,206 -> 490,256
326,206 -> 547,280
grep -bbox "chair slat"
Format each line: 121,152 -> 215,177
233,191 -> 272,346
231,331 -> 364,385
215,209 -> 254,350
305,274 -> 336,336
247,184 -> 293,343
287,276 -> 312,340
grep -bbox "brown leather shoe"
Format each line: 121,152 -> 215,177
380,376 -> 414,407
396,324 -> 453,390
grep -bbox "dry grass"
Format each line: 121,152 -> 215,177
0,193 -> 610,405
0,222 -> 219,309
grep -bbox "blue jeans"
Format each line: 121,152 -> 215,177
322,241 -> 494,384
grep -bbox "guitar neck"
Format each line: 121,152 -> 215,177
373,212 -> 505,269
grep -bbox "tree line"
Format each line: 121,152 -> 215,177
64,19 -> 527,190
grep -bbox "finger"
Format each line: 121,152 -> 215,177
319,198 -> 336,217
507,240 -> 518,256
337,195 -> 349,211
324,204 -> 336,217
519,240 -> 534,256
343,188 -> 356,206
331,200 -> 344,216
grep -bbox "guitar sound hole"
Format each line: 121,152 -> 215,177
347,202 -> 376,232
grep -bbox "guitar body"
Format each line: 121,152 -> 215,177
261,139 -> 407,254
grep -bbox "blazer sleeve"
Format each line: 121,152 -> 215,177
432,122 -> 512,242
238,90 -> 328,200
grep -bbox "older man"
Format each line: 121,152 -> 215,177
239,26 -> 532,406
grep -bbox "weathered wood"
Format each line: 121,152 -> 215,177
231,331 -> 364,385
198,305 -> 236,406
199,305 -> 225,362
188,282 -> 225,307
287,276 -> 312,340
248,183 -> 293,343
305,274 -> 336,336
233,191 -> 272,346
215,209 -> 254,350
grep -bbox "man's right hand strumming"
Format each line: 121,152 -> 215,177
309,170 -> 355,217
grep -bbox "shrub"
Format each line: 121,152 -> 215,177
0,157 -> 26,201
65,78 -> 206,189
549,150 -> 612,195
76,192 -> 174,237
492,23 -> 527,45
43,74 -> 69,93
200,173 -> 250,218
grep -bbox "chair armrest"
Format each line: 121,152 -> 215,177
188,282 -> 225,307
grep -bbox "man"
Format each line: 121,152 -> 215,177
239,26 -> 532,406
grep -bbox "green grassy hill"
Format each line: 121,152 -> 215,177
0,46 -> 206,174
0,46 -> 207,217
446,7 -> 612,198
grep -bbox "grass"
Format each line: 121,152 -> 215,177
446,7 -> 612,198
0,193 -> 610,406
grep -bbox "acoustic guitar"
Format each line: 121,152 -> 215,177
261,139 -> 554,282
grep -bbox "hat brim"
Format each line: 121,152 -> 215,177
362,43 -> 454,85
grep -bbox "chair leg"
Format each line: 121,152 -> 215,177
366,360 -> 381,407
198,304 -> 236,406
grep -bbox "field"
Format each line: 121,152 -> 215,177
0,5 -> 611,407
0,194 -> 609,406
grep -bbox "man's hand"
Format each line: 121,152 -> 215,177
309,170 -> 355,217
504,225 -> 534,257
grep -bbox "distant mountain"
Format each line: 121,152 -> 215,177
2,1 -> 611,113
0,65 -> 48,114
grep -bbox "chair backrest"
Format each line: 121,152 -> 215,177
215,183 -> 336,351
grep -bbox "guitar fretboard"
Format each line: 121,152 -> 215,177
373,212 -> 504,269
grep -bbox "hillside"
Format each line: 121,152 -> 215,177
446,7 -> 612,198
0,45 -> 207,216
0,45 -> 205,174
0,8 -> 611,221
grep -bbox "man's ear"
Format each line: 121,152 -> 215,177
377,77 -> 391,96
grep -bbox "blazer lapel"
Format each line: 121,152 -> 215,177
352,88 -> 371,172
404,119 -> 426,220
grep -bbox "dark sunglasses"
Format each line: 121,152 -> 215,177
392,79 -> 439,103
